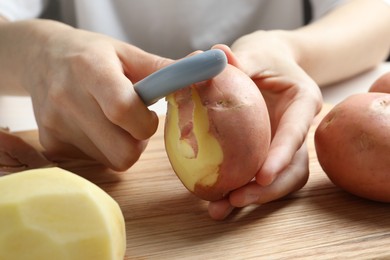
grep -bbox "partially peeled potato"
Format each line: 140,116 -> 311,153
164,63 -> 271,201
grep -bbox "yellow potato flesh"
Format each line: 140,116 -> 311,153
0,167 -> 125,260
165,89 -> 223,191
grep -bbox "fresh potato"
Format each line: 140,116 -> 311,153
315,93 -> 390,202
0,167 -> 126,260
164,64 -> 271,201
369,71 -> 390,93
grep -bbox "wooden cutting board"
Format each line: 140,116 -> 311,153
12,104 -> 390,259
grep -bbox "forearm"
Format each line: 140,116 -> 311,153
289,0 -> 390,86
0,19 -> 71,95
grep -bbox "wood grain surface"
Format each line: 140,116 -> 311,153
12,104 -> 390,259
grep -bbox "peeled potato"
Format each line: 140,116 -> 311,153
0,167 -> 126,260
164,64 -> 271,201
315,93 -> 390,202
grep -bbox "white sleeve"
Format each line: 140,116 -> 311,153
311,0 -> 390,21
0,0 -> 48,21
310,0 -> 347,20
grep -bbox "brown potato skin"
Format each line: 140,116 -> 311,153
194,65 -> 271,201
315,93 -> 390,202
165,64 -> 271,201
369,71 -> 390,93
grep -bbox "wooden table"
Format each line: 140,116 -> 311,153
13,104 -> 390,259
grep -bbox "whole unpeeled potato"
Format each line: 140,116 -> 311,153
315,93 -> 390,202
164,64 -> 271,201
369,71 -> 390,93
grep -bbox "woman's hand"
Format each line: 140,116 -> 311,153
208,33 -> 322,220
0,20 -> 171,170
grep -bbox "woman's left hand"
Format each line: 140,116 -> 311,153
208,32 -> 322,220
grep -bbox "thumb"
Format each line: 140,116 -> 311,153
212,44 -> 241,68
116,43 -> 173,83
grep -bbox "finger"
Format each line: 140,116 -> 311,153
35,99 -> 104,161
208,199 -> 235,221
70,95 -> 148,171
36,103 -> 128,169
211,44 -> 241,68
47,125 -> 146,172
86,56 -> 160,140
111,43 -> 173,139
41,134 -> 99,162
257,83 -> 321,185
230,143 -> 309,207
42,85 -> 147,170
102,80 -> 159,141
38,121 -> 109,166
115,42 -> 173,82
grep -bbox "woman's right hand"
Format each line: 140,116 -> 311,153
0,20 -> 171,170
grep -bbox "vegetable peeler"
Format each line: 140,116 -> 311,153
133,49 -> 228,106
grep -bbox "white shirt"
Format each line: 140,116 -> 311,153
0,0 -> 346,58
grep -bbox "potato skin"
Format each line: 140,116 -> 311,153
195,65 -> 271,200
165,64 -> 271,201
315,93 -> 390,202
369,71 -> 390,93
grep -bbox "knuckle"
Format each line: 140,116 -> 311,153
134,117 -> 159,141
66,51 -> 96,72
38,131 -> 63,157
104,99 -> 158,141
38,132 -> 54,151
38,106 -> 60,132
109,141 -> 147,171
136,114 -> 159,140
104,98 -> 132,125
153,57 -> 171,71
65,47 -> 114,78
